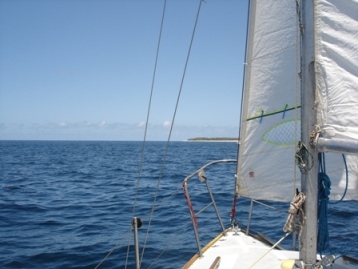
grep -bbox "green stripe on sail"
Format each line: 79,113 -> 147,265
246,104 -> 301,121
262,118 -> 301,146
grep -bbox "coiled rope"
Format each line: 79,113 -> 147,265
283,191 -> 306,236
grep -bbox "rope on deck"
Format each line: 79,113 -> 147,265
248,232 -> 291,269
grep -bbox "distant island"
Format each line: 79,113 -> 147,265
187,137 -> 238,142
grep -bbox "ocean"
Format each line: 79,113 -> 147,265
1,140 -> 357,269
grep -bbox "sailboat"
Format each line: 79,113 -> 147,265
179,0 -> 358,268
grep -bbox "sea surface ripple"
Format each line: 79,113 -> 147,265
1,141 -> 357,268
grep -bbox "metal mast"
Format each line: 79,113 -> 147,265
299,0 -> 318,266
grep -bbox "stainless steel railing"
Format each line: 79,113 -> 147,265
182,159 -> 237,256
183,160 -> 298,255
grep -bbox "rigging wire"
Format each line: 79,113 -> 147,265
140,0 -> 204,265
124,226 -> 133,269
147,221 -> 193,269
131,189 -> 185,266
131,0 -> 167,220
231,0 -> 251,223
124,0 -> 168,267
94,184 -> 183,268
94,227 -> 132,269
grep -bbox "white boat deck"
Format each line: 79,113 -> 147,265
183,229 -> 299,269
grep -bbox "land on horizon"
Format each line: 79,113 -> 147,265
187,137 -> 238,142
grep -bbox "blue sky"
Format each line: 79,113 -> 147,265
0,0 -> 248,141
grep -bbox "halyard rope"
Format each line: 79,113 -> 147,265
317,153 -> 330,254
317,153 -> 349,255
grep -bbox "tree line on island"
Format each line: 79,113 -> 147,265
187,137 -> 238,141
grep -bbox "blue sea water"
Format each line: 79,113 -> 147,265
1,141 -> 357,269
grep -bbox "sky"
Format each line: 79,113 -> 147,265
0,0 -> 248,141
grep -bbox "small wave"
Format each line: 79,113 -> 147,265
3,184 -> 25,190
38,220 -> 63,226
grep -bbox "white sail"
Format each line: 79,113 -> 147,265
237,0 -> 358,201
316,0 -> 358,142
182,1 -> 358,268
315,0 -> 358,200
236,0 -> 301,201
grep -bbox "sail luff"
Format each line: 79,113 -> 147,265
236,0 -> 256,197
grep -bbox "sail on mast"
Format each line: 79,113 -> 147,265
314,0 -> 358,200
236,0 -> 301,201
236,0 -> 358,202
316,0 -> 358,143
315,0 -> 358,200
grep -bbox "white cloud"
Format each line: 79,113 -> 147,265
0,121 -> 238,141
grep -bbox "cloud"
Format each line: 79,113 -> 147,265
0,121 -> 238,141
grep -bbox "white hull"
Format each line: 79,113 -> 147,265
183,229 -> 299,269
183,229 -> 357,269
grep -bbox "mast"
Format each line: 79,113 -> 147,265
300,0 -> 318,266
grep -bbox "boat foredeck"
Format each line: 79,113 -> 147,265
184,230 -> 299,269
